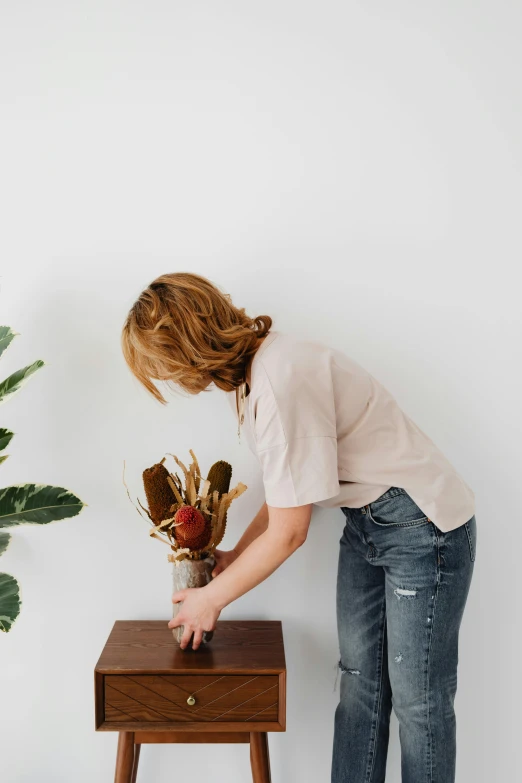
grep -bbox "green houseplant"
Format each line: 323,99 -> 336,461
0,325 -> 86,632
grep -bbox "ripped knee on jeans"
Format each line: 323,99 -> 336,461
333,658 -> 361,692
338,659 -> 361,676
394,587 -> 417,600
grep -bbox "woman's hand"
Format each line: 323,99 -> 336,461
211,547 -> 240,577
168,586 -> 222,650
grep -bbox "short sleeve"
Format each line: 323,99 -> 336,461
257,436 -> 341,507
251,360 -> 341,507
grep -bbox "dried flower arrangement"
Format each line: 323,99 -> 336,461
123,449 -> 247,646
125,449 -> 247,561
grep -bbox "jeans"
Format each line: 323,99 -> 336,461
331,486 -> 477,783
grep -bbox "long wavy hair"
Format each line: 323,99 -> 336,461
121,272 -> 273,404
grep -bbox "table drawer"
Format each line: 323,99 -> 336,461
104,674 -> 279,724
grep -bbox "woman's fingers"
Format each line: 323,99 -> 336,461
211,548 -> 239,578
191,629 -> 204,651
179,623 -> 193,650
211,549 -> 224,577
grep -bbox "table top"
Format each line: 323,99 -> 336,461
95,620 -> 286,676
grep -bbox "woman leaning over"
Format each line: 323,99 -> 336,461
121,271 -> 477,783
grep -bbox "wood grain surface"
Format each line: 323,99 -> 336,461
95,620 -> 286,675
104,674 -> 279,723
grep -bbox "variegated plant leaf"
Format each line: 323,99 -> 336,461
0,484 -> 86,528
0,326 -> 18,360
0,572 -> 20,632
0,428 -> 14,452
0,531 -> 10,556
0,455 -> 9,466
0,360 -> 45,405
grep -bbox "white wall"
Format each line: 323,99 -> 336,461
0,2 -> 520,781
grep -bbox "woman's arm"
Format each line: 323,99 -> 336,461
208,503 -> 311,609
168,503 -> 313,649
234,501 -> 269,554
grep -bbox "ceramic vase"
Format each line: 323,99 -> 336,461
171,554 -> 216,646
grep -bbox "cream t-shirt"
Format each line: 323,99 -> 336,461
226,330 -> 475,533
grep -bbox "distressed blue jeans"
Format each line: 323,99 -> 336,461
331,486 -> 477,783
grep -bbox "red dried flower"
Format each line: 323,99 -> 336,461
173,505 -> 206,543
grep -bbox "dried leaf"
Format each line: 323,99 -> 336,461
137,497 -> 154,522
168,454 -> 189,484
157,516 -> 176,529
149,530 -> 171,545
189,449 -> 202,495
168,544 -> 192,562
170,471 -> 184,495
199,478 -> 210,499
186,471 -> 196,506
122,459 -> 153,522
166,475 -> 184,505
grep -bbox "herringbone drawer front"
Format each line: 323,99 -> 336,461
104,674 -> 279,724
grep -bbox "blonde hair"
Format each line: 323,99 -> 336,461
121,272 -> 273,404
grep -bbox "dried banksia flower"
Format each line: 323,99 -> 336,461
173,505 -> 206,540
207,460 -> 232,497
172,506 -> 213,552
142,461 -> 178,523
176,523 -> 213,552
206,460 -> 232,543
126,449 -> 247,562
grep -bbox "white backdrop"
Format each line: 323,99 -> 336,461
0,2 -> 520,781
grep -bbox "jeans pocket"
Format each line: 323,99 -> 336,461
366,490 -> 431,528
464,515 -> 477,561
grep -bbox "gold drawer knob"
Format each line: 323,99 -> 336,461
187,695 -> 196,706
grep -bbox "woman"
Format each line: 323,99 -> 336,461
121,271 -> 477,783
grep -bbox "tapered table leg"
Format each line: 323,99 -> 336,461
130,743 -> 140,783
250,732 -> 271,782
115,732 -> 134,783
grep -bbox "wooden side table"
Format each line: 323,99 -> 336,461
94,620 -> 286,782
